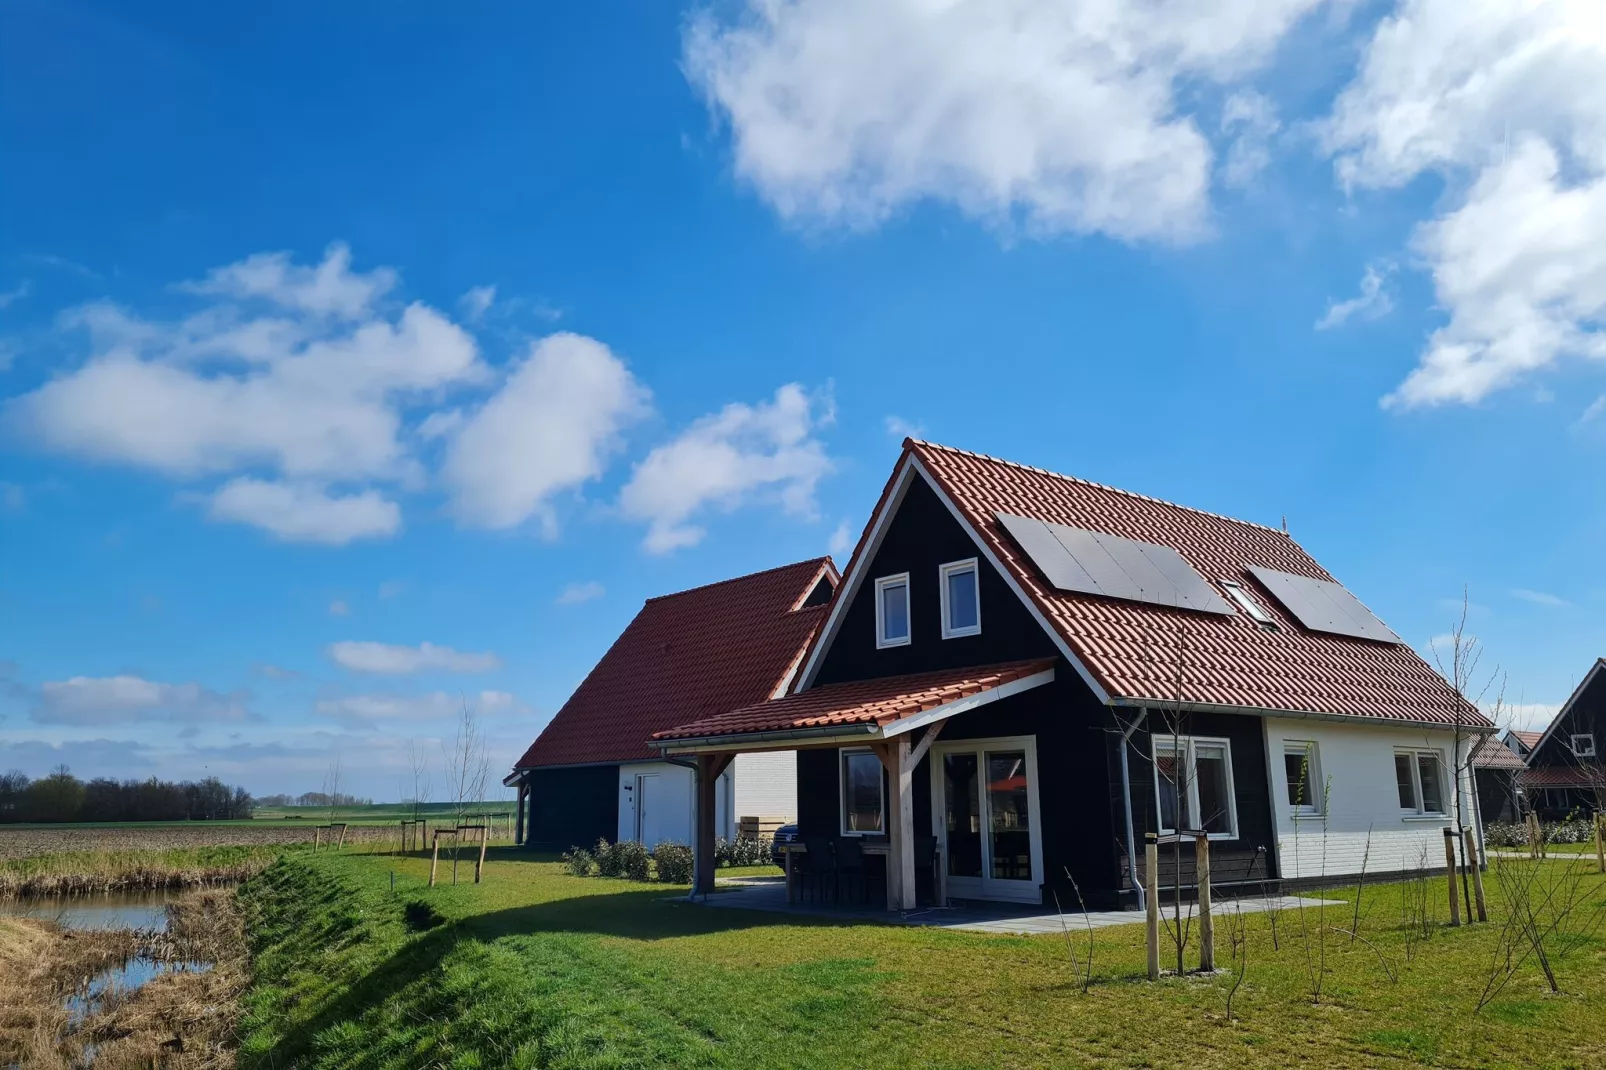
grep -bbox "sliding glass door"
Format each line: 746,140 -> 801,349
930,736 -> 1043,903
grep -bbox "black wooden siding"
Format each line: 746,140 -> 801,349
1528,666 -> 1606,817
524,764 -> 618,850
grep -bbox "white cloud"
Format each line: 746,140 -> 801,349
556,581 -> 605,606
1316,262 -> 1395,330
327,640 -> 502,675
328,599 -> 350,617
440,332 -> 650,531
1510,587 -> 1570,608
620,383 -> 833,553
1219,90 -> 1280,188
180,242 -> 396,319
1484,701 -> 1561,733
35,675 -> 250,726
3,244 -> 485,540
684,0 -> 1327,242
1323,0 -> 1606,408
377,580 -> 405,600
0,280 -> 30,309
828,519 -> 854,558
315,689 -> 522,729
208,478 -> 401,544
884,415 -> 923,440
459,285 -> 496,323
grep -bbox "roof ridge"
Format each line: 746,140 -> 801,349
908,438 -> 1290,537
643,556 -> 833,604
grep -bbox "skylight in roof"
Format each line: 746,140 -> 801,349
1222,581 -> 1275,627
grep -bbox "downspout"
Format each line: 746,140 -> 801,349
1118,708 -> 1149,913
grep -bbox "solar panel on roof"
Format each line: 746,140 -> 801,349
1246,566 -> 1399,643
995,513 -> 1233,615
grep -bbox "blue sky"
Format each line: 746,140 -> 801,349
3,1 -> 1604,799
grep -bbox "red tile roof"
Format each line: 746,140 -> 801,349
654,659 -> 1056,743
514,558 -> 836,768
1510,730 -> 1544,750
901,440 -> 1489,729
1519,765 -> 1606,789
1472,735 -> 1527,770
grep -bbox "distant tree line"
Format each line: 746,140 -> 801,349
255,791 -> 371,808
0,765 -> 255,823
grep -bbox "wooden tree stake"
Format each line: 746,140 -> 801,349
336,823 -> 348,850
1443,828 -> 1461,927
429,831 -> 441,887
1463,826 -> 1487,923
476,825 -> 489,883
313,827 -> 322,853
1196,833 -> 1214,972
1145,834 -> 1160,981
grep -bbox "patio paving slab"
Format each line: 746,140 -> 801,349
699,877 -> 1341,935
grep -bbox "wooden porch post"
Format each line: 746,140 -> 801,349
692,753 -> 734,898
872,737 -> 917,911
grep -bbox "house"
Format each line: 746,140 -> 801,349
1517,660 -> 1606,820
653,440 -> 1491,910
1470,733 -> 1525,824
506,558 -> 838,850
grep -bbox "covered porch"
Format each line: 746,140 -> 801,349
651,659 -> 1058,910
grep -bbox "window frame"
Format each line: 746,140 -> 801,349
873,573 -> 912,649
1222,580 -> 1275,627
839,748 -> 886,836
1152,734 -> 1239,841
1394,747 -> 1449,817
938,558 -> 982,640
1282,741 -> 1323,816
1571,733 -> 1597,758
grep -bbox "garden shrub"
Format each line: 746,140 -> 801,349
714,836 -> 773,868
616,839 -> 651,881
561,846 -> 595,877
1484,818 -> 1597,847
593,838 -> 623,877
652,842 -> 693,884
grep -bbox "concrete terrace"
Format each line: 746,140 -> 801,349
700,876 -> 1341,936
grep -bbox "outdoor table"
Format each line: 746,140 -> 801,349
780,841 -> 945,910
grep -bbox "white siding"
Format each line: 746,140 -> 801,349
1264,718 -> 1480,882
615,761 -> 734,848
731,750 -> 798,823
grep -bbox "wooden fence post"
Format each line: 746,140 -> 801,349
313,827 -> 322,853
1443,828 -> 1461,927
1595,814 -> 1605,874
1463,826 -> 1487,923
1145,833 -> 1160,981
1196,833 -> 1214,972
429,831 -> 441,887
476,825 -> 489,883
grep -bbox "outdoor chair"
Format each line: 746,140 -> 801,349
834,837 -> 868,905
800,837 -> 835,905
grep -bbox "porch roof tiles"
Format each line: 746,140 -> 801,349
1519,765 -> 1606,789
904,440 -> 1489,729
1471,735 -> 1527,771
652,658 -> 1055,743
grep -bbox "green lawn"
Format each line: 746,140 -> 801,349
236,849 -> 1606,1069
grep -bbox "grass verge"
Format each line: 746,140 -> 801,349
237,849 -> 1606,1069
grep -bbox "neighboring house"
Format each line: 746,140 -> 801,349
506,558 -> 838,850
1518,660 -> 1606,820
1471,733 -> 1525,824
654,440 -> 1491,909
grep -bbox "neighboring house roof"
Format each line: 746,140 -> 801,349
1472,735 -> 1527,771
809,440 -> 1488,729
1523,658 -> 1605,761
1519,766 -> 1606,789
1510,730 -> 1544,751
654,659 -> 1056,745
514,558 -> 837,769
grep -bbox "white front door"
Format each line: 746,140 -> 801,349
929,736 -> 1044,904
634,773 -> 661,846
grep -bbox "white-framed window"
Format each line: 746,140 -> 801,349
874,573 -> 911,649
1572,733 -> 1597,758
1222,580 -> 1275,626
1154,735 -> 1238,838
939,558 -> 981,639
1283,741 -> 1322,815
1394,749 -> 1447,816
840,749 -> 885,835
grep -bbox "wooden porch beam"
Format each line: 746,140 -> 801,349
906,721 -> 945,771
